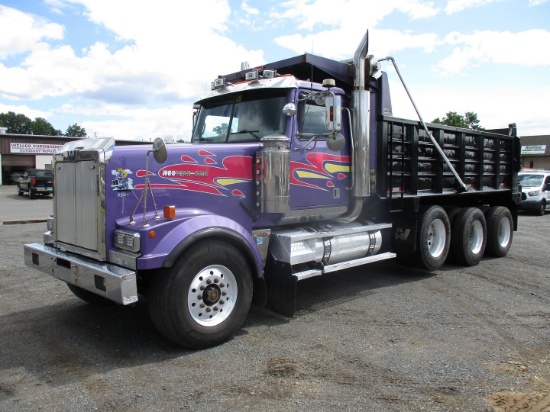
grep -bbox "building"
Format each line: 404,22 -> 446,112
0,128 -> 147,185
520,135 -> 550,170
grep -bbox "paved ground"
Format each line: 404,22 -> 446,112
0,184 -> 52,224
0,187 -> 549,411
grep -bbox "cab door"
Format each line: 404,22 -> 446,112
289,94 -> 351,211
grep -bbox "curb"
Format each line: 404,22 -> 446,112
0,219 -> 48,225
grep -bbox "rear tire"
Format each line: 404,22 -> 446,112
148,240 -> 253,349
17,185 -> 23,196
451,207 -> 487,266
485,206 -> 513,257
414,205 -> 451,271
28,187 -> 34,199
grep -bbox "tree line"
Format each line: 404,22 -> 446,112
0,111 -> 87,137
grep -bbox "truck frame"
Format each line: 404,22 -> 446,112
24,30 -> 521,348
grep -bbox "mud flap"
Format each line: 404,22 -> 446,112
264,254 -> 297,317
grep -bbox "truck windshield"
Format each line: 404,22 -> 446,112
192,90 -> 288,143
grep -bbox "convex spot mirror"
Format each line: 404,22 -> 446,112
283,103 -> 296,116
327,132 -> 345,151
152,137 -> 167,164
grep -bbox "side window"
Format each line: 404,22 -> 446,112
298,97 -> 326,138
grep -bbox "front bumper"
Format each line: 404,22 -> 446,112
518,197 -> 543,211
24,243 -> 138,305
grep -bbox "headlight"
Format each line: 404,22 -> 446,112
114,230 -> 140,252
527,190 -> 540,197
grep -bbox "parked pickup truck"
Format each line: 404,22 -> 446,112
17,169 -> 54,198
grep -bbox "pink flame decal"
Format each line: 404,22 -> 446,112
181,155 -> 197,163
198,149 -> 215,157
137,155 -> 253,196
291,152 -> 350,191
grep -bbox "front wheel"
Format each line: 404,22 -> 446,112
17,185 -> 23,196
536,201 -> 546,216
414,205 -> 451,271
148,240 -> 253,349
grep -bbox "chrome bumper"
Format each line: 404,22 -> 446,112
24,243 -> 138,305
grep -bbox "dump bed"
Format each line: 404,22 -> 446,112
377,116 -> 521,199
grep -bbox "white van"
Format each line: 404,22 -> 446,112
518,170 -> 550,215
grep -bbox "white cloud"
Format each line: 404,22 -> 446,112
274,28 -> 438,62
529,0 -> 548,5
0,5 -> 64,59
445,0 -> 503,14
435,29 -> 550,75
271,0 -> 439,32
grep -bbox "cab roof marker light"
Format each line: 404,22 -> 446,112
262,69 -> 277,79
211,78 -> 225,90
245,70 -> 259,81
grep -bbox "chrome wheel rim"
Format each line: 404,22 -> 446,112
470,220 -> 484,254
188,265 -> 237,327
497,216 -> 512,248
427,219 -> 446,258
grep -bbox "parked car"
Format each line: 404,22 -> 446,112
518,170 -> 550,215
16,169 -> 54,199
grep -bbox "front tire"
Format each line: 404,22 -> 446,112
536,200 -> 546,216
485,206 -> 513,257
148,240 -> 253,349
451,207 -> 487,266
17,185 -> 23,196
414,205 -> 451,271
28,187 -> 34,199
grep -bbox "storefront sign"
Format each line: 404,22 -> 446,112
10,143 -> 62,154
521,145 -> 546,155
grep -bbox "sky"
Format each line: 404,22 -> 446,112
0,0 -> 549,141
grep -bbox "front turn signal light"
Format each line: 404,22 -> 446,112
164,205 -> 176,220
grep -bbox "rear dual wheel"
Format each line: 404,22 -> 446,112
485,206 -> 513,257
414,205 -> 451,271
451,207 -> 486,266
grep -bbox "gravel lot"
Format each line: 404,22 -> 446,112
1,186 -> 549,411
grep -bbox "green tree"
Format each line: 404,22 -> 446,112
432,111 -> 484,130
213,123 -> 229,137
66,123 -> 87,137
0,111 -> 33,134
31,117 -> 59,136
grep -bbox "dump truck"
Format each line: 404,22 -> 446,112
24,30 -> 521,348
